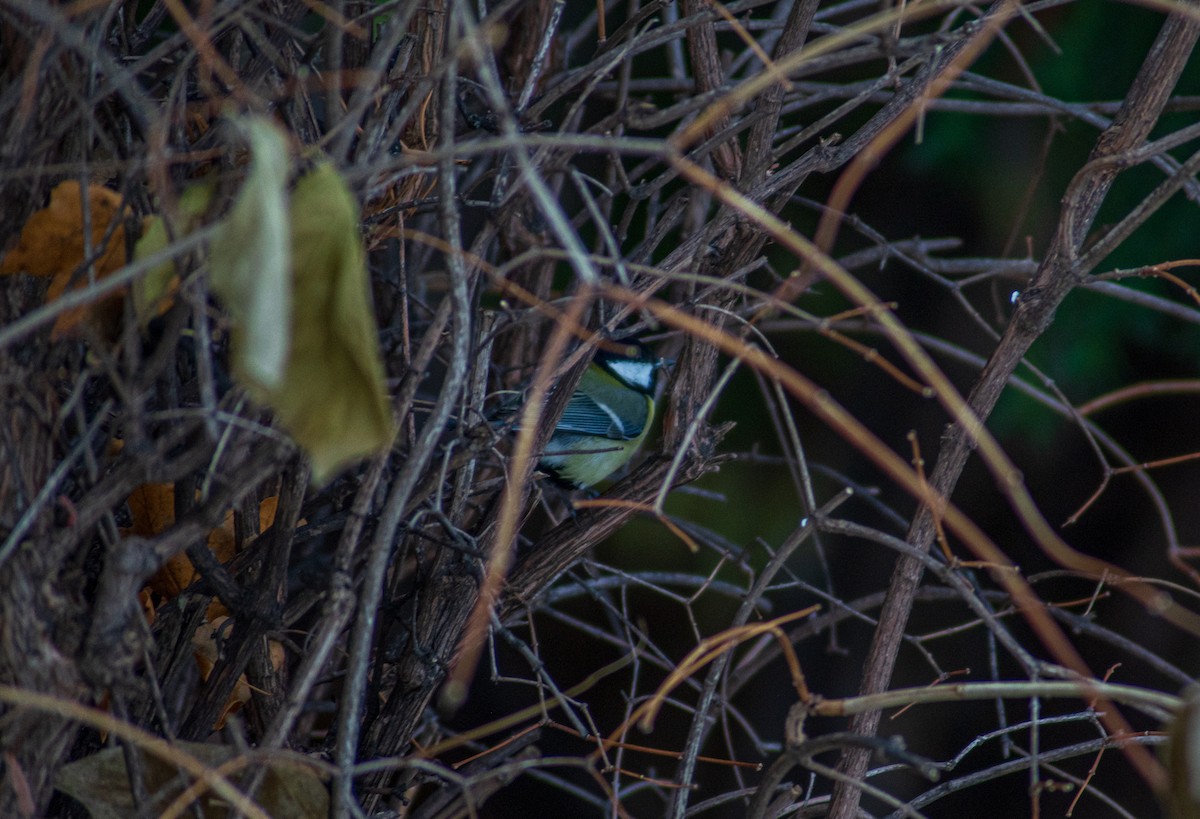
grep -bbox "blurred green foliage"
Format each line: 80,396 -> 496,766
609,1 -> 1200,564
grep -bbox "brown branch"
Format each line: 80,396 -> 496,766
828,7 -> 1200,817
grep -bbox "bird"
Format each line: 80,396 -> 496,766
536,338 -> 664,488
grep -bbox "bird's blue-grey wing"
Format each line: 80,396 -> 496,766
555,392 -> 639,439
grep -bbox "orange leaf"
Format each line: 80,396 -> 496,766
134,492 -> 288,602
125,483 -> 195,601
138,588 -> 156,626
192,616 -> 252,729
0,180 -> 131,338
125,482 -> 175,537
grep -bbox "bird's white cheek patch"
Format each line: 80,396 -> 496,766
605,359 -> 655,391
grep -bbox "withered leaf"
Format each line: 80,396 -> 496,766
0,180 -> 130,338
55,741 -> 327,819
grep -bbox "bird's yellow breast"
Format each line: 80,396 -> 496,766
541,392 -> 655,487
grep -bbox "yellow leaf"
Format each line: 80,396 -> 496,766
210,116 -> 292,390
255,161 -> 394,484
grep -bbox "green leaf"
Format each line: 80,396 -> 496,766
257,161 -> 394,484
55,742 -> 329,819
210,116 -> 292,390
132,215 -> 171,325
132,180 -> 216,326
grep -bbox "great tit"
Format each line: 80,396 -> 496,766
537,340 -> 664,488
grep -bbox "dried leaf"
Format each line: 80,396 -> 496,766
123,482 -> 204,602
0,181 -> 126,279
138,587 -> 156,626
192,616 -> 287,730
125,482 -> 175,538
55,741 -> 328,819
192,616 -> 251,729
256,161 -> 393,484
0,180 -> 130,338
210,116 -> 292,390
129,489 -> 282,603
